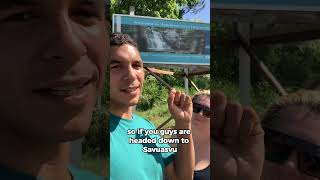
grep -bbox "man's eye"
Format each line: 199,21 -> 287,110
111,65 -> 120,70
133,64 -> 142,69
2,12 -> 38,23
71,9 -> 101,26
72,10 -> 98,18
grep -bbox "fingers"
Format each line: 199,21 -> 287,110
223,102 -> 243,144
167,88 -> 176,107
168,89 -> 191,108
174,91 -> 182,105
179,92 -> 186,106
239,107 -> 263,137
167,89 -> 192,125
212,91 -> 262,144
212,91 -> 227,137
183,96 -> 192,109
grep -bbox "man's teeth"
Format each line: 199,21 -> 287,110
125,87 -> 138,92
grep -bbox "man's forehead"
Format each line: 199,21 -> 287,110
110,57 -> 143,64
111,44 -> 141,56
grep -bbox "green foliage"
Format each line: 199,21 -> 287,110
83,110 -> 108,157
211,78 -> 240,101
137,68 -> 210,126
82,69 -> 109,157
137,75 -> 168,111
111,0 -> 205,19
254,41 -> 320,90
213,23 -> 320,92
211,79 -> 279,114
252,81 -> 279,114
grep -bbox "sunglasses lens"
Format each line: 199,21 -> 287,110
193,106 -> 202,113
265,141 -> 292,163
299,152 -> 320,178
264,131 -> 292,163
203,110 -> 210,118
193,103 -> 210,118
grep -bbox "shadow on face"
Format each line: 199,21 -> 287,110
262,106 -> 320,180
0,0 -> 110,143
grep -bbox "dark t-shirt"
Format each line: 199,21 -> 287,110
194,165 -> 210,180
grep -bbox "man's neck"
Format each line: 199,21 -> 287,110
0,131 -> 71,180
110,104 -> 134,120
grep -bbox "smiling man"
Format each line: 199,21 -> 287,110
0,0 -> 109,179
109,33 -> 195,180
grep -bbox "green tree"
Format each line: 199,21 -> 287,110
111,0 -> 205,19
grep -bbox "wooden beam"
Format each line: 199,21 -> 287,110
156,116 -> 174,130
144,67 -> 174,75
144,67 -> 173,90
183,72 -> 200,92
177,70 -> 210,77
251,30 -> 320,44
213,29 -> 320,47
236,31 -> 288,96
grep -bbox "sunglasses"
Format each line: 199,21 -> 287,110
264,126 -> 320,178
193,102 -> 210,118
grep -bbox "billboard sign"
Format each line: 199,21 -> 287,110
112,14 -> 210,65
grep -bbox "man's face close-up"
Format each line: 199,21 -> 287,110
0,0 -> 109,143
262,106 -> 320,180
110,44 -> 144,109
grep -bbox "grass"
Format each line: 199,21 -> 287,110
136,103 -> 174,128
212,79 -> 279,115
136,86 -> 199,129
137,78 -> 280,125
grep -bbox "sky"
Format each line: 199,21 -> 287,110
183,0 -> 210,23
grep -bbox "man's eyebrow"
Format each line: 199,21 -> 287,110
78,0 -> 104,8
110,59 -> 121,64
0,0 -> 38,9
132,59 -> 143,64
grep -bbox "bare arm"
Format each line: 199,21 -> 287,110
165,89 -> 195,180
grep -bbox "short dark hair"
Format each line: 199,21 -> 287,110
111,33 -> 137,47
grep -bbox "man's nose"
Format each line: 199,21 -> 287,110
123,66 -> 136,81
42,15 -> 87,62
